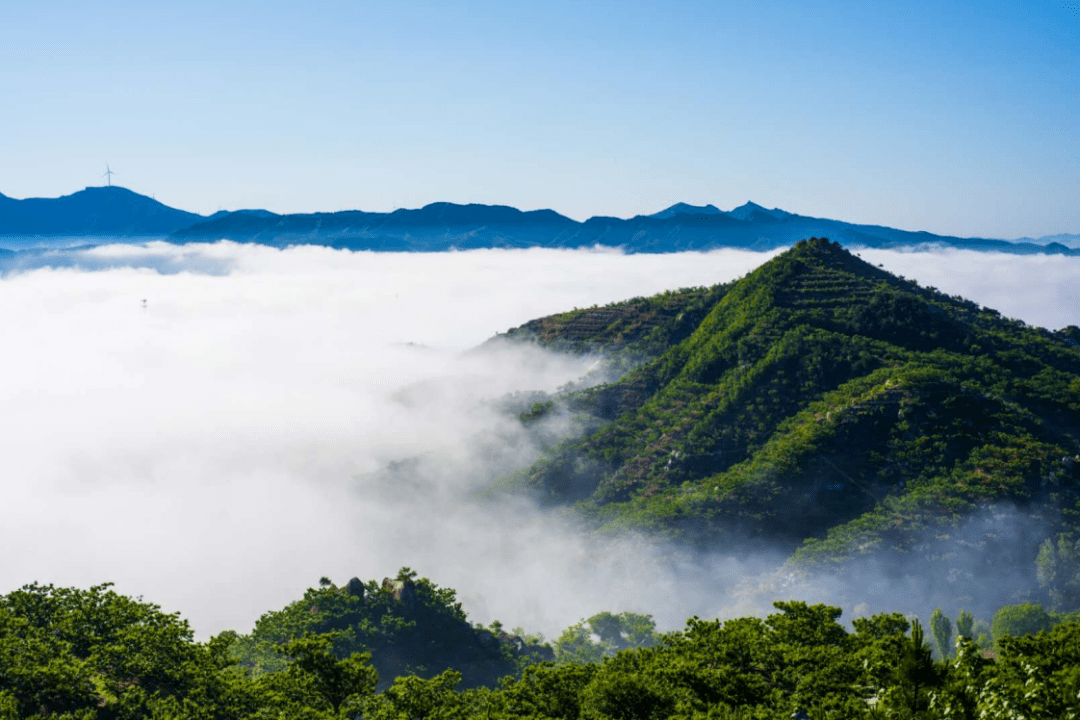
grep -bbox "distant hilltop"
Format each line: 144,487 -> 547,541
0,186 -> 202,236
0,186 -> 1076,256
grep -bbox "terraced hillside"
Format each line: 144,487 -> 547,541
497,282 -> 733,364
501,238 -> 1080,573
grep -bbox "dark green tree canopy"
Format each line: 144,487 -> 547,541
4,579 -> 1080,719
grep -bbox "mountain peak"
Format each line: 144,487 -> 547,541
0,186 -> 202,236
505,233 -> 1080,573
73,185 -> 158,202
649,203 -> 723,219
81,185 -> 130,192
727,201 -> 791,221
779,236 -> 898,286
792,235 -> 848,257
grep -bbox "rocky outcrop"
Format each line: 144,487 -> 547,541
381,577 -> 416,613
345,577 -> 365,599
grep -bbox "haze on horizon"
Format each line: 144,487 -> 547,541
1,0 -> 1078,239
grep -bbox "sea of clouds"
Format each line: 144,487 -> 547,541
1,242 -> 1077,640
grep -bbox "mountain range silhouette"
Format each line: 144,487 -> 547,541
0,186 -> 1075,256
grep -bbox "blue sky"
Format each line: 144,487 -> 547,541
2,0 -> 1077,237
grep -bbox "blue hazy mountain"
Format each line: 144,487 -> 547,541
1,186 -> 1076,256
0,186 -> 203,236
1016,232 -> 1080,249
169,203 -> 583,251
723,200 -> 792,222
648,202 -> 723,219
174,200 -> 1074,255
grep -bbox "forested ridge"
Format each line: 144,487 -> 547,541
498,239 -> 1080,578
2,571 -> 1080,719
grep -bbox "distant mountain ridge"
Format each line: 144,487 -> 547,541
1015,232 -> 1080,249
1,186 -> 1076,256
0,186 -> 202,237
648,202 -> 723,219
722,200 -> 792,222
171,199 -> 1077,256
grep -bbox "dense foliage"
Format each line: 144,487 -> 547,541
231,569 -> 550,690
3,578 -> 1079,719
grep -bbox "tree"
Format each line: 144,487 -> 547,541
277,633 -> 378,714
580,651 -> 675,720
554,612 -> 659,664
587,612 -> 659,652
0,582 -> 218,716
1036,533 -> 1080,611
880,619 -> 941,716
955,609 -> 974,640
0,607 -> 98,717
928,635 -> 991,720
970,622 -> 1080,720
498,662 -> 598,719
852,613 -> 911,698
361,670 -> 465,720
972,618 -> 993,650
929,607 -> 954,660
766,601 -> 847,648
0,692 -> 16,720
554,620 -> 607,665
991,603 -> 1053,650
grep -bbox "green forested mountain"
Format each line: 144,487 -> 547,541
498,238 -> 1080,579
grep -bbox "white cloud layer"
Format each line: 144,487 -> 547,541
856,247 -> 1079,331
1,243 -> 1077,640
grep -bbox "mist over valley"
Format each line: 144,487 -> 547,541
2,239 -> 1078,651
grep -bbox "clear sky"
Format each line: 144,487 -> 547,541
2,0 -> 1077,238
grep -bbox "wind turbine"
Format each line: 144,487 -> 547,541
102,164 -> 117,187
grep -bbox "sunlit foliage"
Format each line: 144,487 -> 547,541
5,579 -> 1079,718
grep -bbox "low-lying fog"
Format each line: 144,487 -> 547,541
1,242 -> 1077,640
